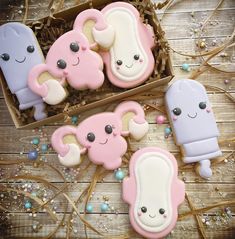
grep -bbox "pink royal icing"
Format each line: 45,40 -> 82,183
95,2 -> 155,88
51,101 -> 149,170
28,30 -> 104,105
123,147 -> 185,238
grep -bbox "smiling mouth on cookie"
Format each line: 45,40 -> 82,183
99,139 -> 108,145
187,113 -> 197,119
72,57 -> 80,66
149,214 -> 156,218
125,63 -> 134,68
15,56 -> 26,63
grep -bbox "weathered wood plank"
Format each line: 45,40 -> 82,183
0,150 -> 234,183
0,122 -> 234,153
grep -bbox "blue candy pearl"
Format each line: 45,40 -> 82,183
32,137 -> 40,145
101,203 -> 109,212
86,203 -> 93,213
28,150 -> 38,160
72,116 -> 78,124
115,170 -> 125,181
41,144 -> 48,152
25,201 -> 32,209
182,63 -> 190,72
164,127 -> 172,135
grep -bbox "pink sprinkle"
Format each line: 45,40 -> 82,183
156,115 -> 165,124
173,116 -> 177,121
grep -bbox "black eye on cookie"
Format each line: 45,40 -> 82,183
105,125 -> 113,134
116,60 -> 123,66
87,132 -> 95,142
199,102 -> 206,109
172,107 -> 182,116
141,206 -> 147,213
159,208 -> 165,215
70,42 -> 79,52
27,45 -> 35,53
57,59 -> 67,69
134,54 -> 140,60
1,53 -> 10,61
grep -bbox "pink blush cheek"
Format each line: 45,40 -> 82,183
137,212 -> 142,217
116,66 -> 120,70
206,108 -> 211,113
139,59 -> 143,63
173,115 -> 178,121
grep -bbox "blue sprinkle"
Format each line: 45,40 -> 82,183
41,144 -> 48,152
32,138 -> 40,145
28,150 -> 38,160
100,203 -> 109,212
115,170 -> 125,181
164,127 -> 172,135
181,63 -> 190,72
72,116 -> 78,124
25,201 -> 32,209
86,203 -> 93,213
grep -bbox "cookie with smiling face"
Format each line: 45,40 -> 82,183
91,2 -> 155,88
165,79 -> 222,179
0,22 -> 46,120
28,30 -> 104,105
123,147 -> 185,239
51,101 -> 149,169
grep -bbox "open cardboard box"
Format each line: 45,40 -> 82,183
0,0 -> 174,129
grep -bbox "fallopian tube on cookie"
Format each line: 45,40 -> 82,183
51,101 -> 149,170
0,22 -> 47,120
165,79 -> 222,179
93,2 -> 155,88
123,147 -> 185,239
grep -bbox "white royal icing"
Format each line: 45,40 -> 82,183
43,79 -> 67,105
134,152 -> 173,232
128,118 -> 149,140
58,143 -> 81,167
103,7 -> 148,82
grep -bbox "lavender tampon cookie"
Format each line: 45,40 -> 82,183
0,22 -> 46,120
165,79 -> 222,179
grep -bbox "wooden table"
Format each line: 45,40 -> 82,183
0,0 -> 234,238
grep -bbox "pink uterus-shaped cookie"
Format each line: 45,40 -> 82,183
28,30 -> 104,105
165,79 -> 222,179
91,2 -> 155,88
123,147 -> 185,239
51,101 -> 149,170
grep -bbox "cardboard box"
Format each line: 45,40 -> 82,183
0,0 -> 174,129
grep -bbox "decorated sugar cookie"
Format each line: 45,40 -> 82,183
28,30 -> 104,105
165,79 -> 222,179
51,101 -> 149,169
94,2 -> 155,88
0,22 -> 46,120
123,147 -> 185,239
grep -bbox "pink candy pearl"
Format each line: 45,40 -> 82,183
156,115 -> 166,124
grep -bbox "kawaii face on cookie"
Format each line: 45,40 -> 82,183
45,30 -> 103,90
166,79 -> 219,144
136,202 -> 170,230
0,23 -> 43,92
76,113 -> 127,165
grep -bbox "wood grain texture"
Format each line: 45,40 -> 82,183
0,0 -> 234,238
